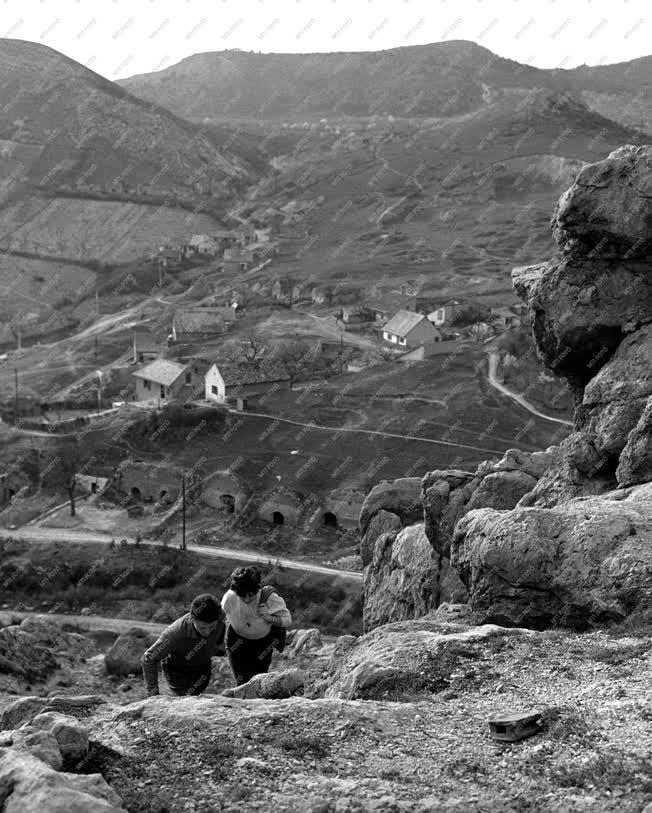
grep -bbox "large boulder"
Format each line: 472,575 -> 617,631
551,144 -> 652,258
359,478 -> 423,536
0,696 -> 105,732
221,669 -> 305,700
363,523 -> 466,632
27,713 -> 88,762
617,396 -> 652,487
360,509 -> 402,567
452,482 -> 652,630
104,628 -> 158,676
316,618 -> 532,700
0,620 -> 94,686
0,749 -> 126,812
581,324 -> 652,461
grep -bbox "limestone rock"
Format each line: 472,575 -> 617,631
551,145 -> 652,258
360,509 -> 402,567
27,713 -> 88,762
6,728 -> 63,770
287,629 -> 322,656
421,470 -> 476,557
465,470 -> 538,513
104,628 -> 158,676
319,619 -> 530,700
452,482 -> 652,629
0,696 -> 106,732
0,620 -> 93,685
581,324 -> 652,460
617,396 -> 652,487
0,748 -> 126,812
363,523 -> 466,632
221,669 -> 305,699
359,478 -> 423,536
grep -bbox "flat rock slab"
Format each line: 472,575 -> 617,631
487,709 -> 544,742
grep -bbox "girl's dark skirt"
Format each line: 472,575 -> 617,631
225,624 -> 275,686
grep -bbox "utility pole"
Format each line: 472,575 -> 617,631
14,367 -> 18,425
181,475 -> 186,551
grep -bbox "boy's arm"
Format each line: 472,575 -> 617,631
261,592 -> 292,628
141,629 -> 176,696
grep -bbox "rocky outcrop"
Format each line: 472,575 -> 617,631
0,695 -> 105,732
616,396 -> 652,486
359,478 -> 423,537
104,628 -> 158,676
313,619 -> 532,700
362,523 -> 466,632
0,619 -> 94,687
452,482 -> 652,629
221,669 -> 305,700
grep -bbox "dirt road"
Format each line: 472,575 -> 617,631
487,352 -> 573,427
0,526 -> 363,582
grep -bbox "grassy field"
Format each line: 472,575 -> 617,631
0,537 -> 362,635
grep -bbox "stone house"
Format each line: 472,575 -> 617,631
382,310 -> 442,348
132,359 -> 189,403
171,308 -> 234,343
189,234 -> 219,255
365,292 -> 417,323
426,300 -> 462,327
341,305 -> 374,324
272,278 -> 294,304
204,360 -> 290,404
221,247 -> 252,273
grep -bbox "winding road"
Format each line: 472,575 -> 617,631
487,352 -> 573,427
0,526 -> 363,582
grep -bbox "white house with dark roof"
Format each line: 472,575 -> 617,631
382,310 -> 442,348
132,359 -> 189,403
205,361 -> 290,404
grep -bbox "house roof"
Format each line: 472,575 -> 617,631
383,310 -> 434,337
133,331 -> 159,351
132,359 -> 187,386
211,361 -> 290,386
189,234 -> 216,246
174,309 -> 229,334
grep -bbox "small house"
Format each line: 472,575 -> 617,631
365,292 -> 417,323
426,300 -> 462,327
132,359 -> 189,403
382,310 -> 442,348
221,247 -> 252,273
341,305 -> 374,324
311,285 -> 332,305
171,308 -> 230,343
204,361 -> 291,404
272,278 -> 294,304
132,330 -> 161,364
189,234 -> 219,256
155,247 -> 183,269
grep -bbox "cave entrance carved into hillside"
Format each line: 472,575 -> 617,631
272,511 -> 284,525
131,487 -> 142,501
323,511 -> 337,528
220,494 -> 235,513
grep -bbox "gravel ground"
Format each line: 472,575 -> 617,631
69,626 -> 652,813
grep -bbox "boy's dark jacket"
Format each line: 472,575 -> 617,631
141,613 -> 226,694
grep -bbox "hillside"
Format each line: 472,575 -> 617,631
119,40 -> 652,131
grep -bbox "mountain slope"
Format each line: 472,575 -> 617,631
119,40 -> 652,131
0,38 -> 253,210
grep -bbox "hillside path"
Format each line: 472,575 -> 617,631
487,352 -> 573,427
228,407 -> 510,456
0,526 -> 363,581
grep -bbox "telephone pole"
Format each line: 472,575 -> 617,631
181,475 -> 186,551
13,367 -> 18,425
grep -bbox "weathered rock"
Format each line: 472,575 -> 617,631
27,713 -> 88,762
318,619 -> 531,700
0,620 -> 93,685
490,448 -> 557,479
104,628 -> 158,676
465,470 -> 538,513
221,669 -> 305,699
360,509 -> 402,567
551,145 -> 652,258
363,523 -> 466,632
617,396 -> 652,487
581,324 -> 652,460
428,603 -> 473,624
0,696 -> 106,732
6,728 -> 63,770
421,470 -> 476,557
452,482 -> 652,629
0,748 -> 126,811
359,478 -> 423,536
287,629 -> 322,656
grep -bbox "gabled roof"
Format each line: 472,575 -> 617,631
174,308 -> 231,334
366,292 -> 416,313
383,310 -> 433,337
132,359 -> 187,386
189,234 -> 216,246
211,361 -> 290,386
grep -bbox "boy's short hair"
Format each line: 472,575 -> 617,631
229,566 -> 262,597
190,594 -> 223,622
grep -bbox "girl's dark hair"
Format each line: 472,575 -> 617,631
229,566 -> 261,597
190,594 -> 223,622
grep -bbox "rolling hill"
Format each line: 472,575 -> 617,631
119,40 -> 652,131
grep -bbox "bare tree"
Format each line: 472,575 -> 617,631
58,437 -> 81,517
273,340 -> 310,389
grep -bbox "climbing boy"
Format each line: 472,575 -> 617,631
141,594 -> 226,697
